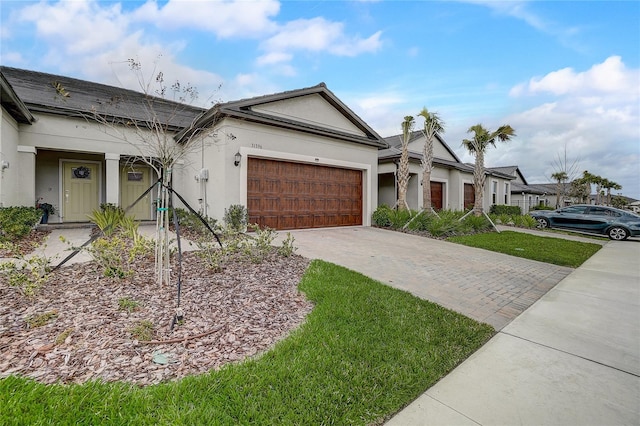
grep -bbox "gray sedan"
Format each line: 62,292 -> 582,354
529,205 -> 640,240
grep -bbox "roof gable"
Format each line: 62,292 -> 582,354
178,83 -> 387,148
383,130 -> 461,162
251,93 -> 366,137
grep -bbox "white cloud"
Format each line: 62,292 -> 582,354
18,0 -> 130,55
259,17 -> 382,60
511,56 -> 638,97
132,0 -> 280,38
492,56 -> 640,197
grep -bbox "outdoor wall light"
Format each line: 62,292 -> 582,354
0,160 -> 9,170
234,151 -> 242,167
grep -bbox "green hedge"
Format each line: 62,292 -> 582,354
489,205 -> 522,215
0,207 -> 42,242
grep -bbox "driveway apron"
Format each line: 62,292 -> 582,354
283,226 -> 573,330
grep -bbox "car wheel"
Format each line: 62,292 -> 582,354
536,217 -> 550,229
608,226 -> 629,241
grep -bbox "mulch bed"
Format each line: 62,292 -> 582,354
0,240 -> 312,386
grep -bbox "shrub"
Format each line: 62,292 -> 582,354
530,205 -> 555,211
489,205 -> 522,215
372,204 -> 393,227
390,208 -> 414,229
170,207 -> 218,236
224,204 -> 248,233
405,211 -> 436,231
427,216 -> 464,237
87,205 -> 125,236
0,207 -> 42,242
462,214 -> 492,232
278,232 -> 297,257
0,254 -> 50,296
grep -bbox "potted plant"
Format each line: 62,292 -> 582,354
37,202 -> 55,224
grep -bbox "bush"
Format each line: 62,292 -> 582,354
87,205 -> 126,236
0,207 -> 42,242
462,214 -> 492,233
170,207 -> 218,236
489,205 -> 522,215
224,204 -> 248,233
530,205 -> 555,211
372,204 -> 393,227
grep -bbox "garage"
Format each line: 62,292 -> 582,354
247,157 -> 363,230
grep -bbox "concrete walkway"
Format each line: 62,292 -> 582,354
283,227 -> 573,330
387,239 -> 640,425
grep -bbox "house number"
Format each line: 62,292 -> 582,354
251,143 -> 263,149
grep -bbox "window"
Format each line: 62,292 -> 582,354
504,183 -> 509,204
492,181 -> 498,204
588,207 -> 621,217
561,206 -> 588,214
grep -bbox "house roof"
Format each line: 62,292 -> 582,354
490,165 -> 529,185
378,146 -> 514,180
383,130 -> 462,162
0,66 -> 206,131
175,82 -> 388,149
0,71 -> 35,124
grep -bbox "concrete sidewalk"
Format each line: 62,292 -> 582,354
387,240 -> 640,425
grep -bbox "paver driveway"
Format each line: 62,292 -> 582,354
283,227 -> 573,330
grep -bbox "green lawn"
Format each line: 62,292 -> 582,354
448,231 -> 602,268
0,260 -> 494,425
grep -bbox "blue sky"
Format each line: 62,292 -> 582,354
2,0 -> 639,199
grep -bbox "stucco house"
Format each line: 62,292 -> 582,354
378,130 -> 515,211
0,66 -> 387,229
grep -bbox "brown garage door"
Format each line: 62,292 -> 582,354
430,181 -> 443,210
247,157 -> 362,230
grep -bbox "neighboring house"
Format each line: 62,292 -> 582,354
627,200 -> 640,213
490,166 -> 553,213
0,66 -> 387,229
378,131 -> 514,211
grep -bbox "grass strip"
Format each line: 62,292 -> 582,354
0,260 -> 494,425
448,231 -> 602,268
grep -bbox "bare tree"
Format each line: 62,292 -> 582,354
417,107 -> 445,213
87,59 -> 219,286
396,115 -> 414,211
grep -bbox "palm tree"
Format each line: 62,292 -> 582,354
601,178 -> 622,205
551,171 -> 568,208
462,124 -> 516,216
396,115 -> 414,211
417,107 -> 445,212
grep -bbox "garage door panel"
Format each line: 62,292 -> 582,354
247,158 -> 362,230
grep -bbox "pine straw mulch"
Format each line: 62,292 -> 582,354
0,240 -> 313,387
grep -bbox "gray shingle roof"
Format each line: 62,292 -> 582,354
1,66 -> 206,131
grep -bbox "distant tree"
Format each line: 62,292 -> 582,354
396,115 -> 415,211
417,107 -> 445,212
551,171 -> 568,208
611,195 -> 627,209
462,124 -> 516,216
601,178 -> 622,205
569,176 -> 591,203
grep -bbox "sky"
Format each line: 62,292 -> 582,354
2,0 -> 639,199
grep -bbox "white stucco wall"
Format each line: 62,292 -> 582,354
1,107 -> 21,207
181,117 -> 379,226
252,94 -> 367,136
